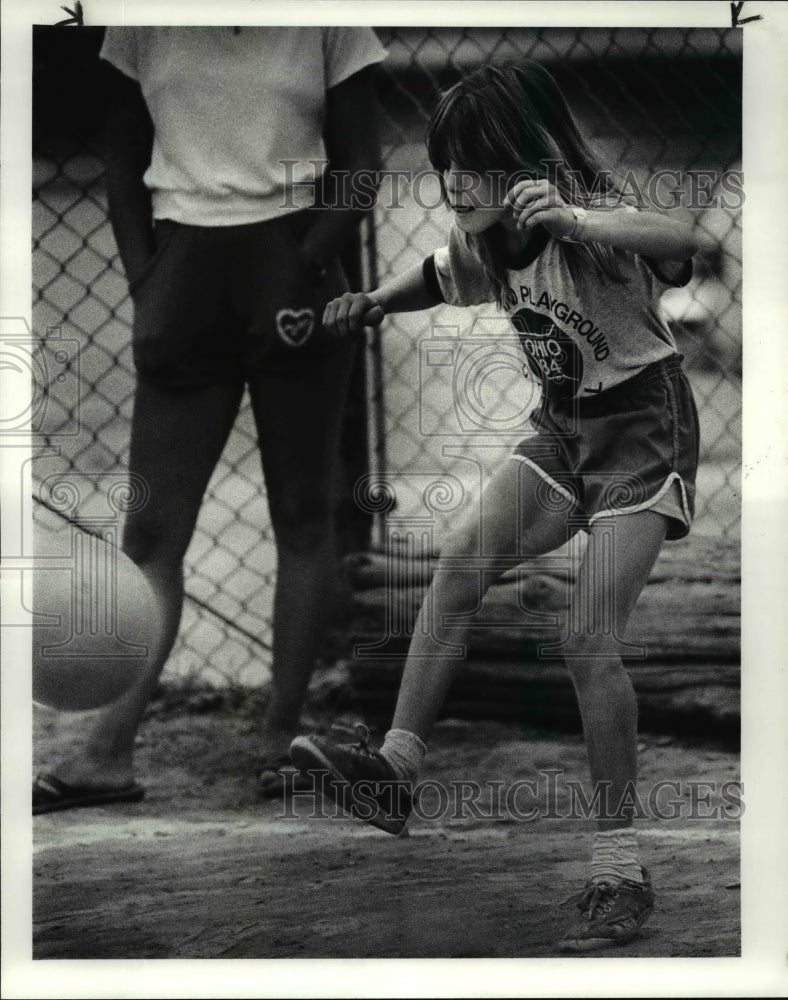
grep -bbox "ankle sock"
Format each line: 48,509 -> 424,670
590,828 -> 644,886
380,728 -> 427,783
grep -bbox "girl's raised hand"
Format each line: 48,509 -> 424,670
323,292 -> 385,337
506,179 -> 577,239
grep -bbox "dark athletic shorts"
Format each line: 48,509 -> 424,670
128,209 -> 350,387
512,355 -> 700,540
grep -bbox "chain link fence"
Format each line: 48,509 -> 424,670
32,28 -> 278,689
367,27 -> 741,547
31,27 -> 741,691
33,145 -> 277,689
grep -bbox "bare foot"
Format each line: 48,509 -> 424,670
47,751 -> 136,792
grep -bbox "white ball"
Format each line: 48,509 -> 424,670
33,528 -> 160,712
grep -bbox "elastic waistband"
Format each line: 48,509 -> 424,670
542,355 -> 686,419
613,354 -> 685,392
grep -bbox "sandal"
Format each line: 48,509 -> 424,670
33,772 -> 146,815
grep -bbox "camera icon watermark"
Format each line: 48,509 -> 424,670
419,316 -> 539,438
0,317 -> 80,438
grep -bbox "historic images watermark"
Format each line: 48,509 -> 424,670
279,160 -> 745,212
352,300 -> 657,664
278,770 -> 744,824
0,317 -> 80,440
1,316 -> 154,655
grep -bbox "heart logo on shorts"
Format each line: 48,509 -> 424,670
275,308 -> 315,348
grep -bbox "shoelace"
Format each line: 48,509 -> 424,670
351,723 -> 389,762
560,881 -> 616,915
580,883 -> 618,918
560,876 -> 645,917
328,722 -> 386,762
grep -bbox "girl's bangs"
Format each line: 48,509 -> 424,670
428,90 -> 539,181
428,94 -> 493,173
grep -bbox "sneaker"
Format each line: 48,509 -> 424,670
257,754 -> 315,799
558,867 -> 655,952
289,724 -> 412,835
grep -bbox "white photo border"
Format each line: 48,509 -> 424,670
2,2 -> 786,998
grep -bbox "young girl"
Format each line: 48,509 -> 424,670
290,62 -> 706,952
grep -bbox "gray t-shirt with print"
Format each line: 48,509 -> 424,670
426,221 -> 692,400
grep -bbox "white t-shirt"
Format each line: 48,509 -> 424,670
100,27 -> 387,226
428,220 -> 692,400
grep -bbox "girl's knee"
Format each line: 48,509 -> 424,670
429,527 -> 507,610
561,636 -> 628,685
438,522 -> 482,564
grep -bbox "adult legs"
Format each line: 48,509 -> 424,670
391,458 -> 579,742
247,345 -> 356,760
560,510 -> 668,831
49,378 -> 244,789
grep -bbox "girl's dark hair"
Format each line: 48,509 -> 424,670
426,62 -> 636,304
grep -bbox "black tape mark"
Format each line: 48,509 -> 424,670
55,1 -> 84,26
730,2 -> 763,27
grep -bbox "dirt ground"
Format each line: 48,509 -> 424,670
32,695 -> 740,960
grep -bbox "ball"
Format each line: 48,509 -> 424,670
32,526 -> 160,712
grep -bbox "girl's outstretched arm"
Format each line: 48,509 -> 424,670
506,179 -> 716,261
323,261 -> 436,337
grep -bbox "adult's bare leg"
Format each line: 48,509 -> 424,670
248,345 -> 356,762
48,378 -> 244,790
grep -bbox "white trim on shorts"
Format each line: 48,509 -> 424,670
510,454 -> 577,504
510,455 -> 692,532
589,470 -> 691,529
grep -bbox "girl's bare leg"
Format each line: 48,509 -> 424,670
392,459 -> 579,742
562,510 -> 668,831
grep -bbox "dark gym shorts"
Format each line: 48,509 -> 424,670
512,355 -> 700,540
128,209 -> 351,387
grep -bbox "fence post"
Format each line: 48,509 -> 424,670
336,230 -> 374,554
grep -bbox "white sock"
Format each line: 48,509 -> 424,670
380,728 -> 427,783
589,829 -> 644,886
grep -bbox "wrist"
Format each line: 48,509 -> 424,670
368,289 -> 387,312
558,205 -> 588,244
